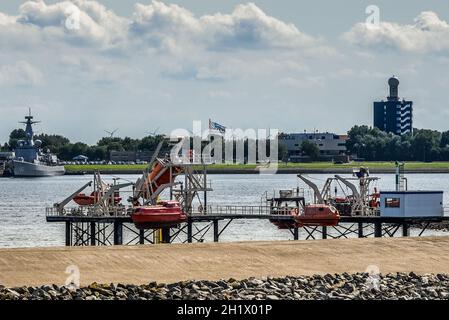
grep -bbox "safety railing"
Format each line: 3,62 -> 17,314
46,205 -> 130,217
189,204 -> 297,216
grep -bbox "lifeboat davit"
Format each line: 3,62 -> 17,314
73,191 -> 122,206
131,200 -> 187,229
294,204 -> 340,227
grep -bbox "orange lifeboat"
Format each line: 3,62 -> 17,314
269,207 -> 300,229
294,204 -> 340,227
147,159 -> 182,187
73,191 -> 122,206
131,200 -> 187,230
334,197 -> 349,203
369,192 -> 380,208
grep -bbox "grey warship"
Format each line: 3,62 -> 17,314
12,111 -> 65,177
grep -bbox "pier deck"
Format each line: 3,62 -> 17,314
46,206 -> 449,246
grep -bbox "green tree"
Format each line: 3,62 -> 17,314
300,140 -> 320,160
35,133 -> 70,155
440,130 -> 449,148
86,146 -> 107,161
0,143 -> 9,151
138,135 -> 167,151
411,129 -> 441,162
8,129 -> 27,148
278,142 -> 289,162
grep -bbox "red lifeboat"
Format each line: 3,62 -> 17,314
131,200 -> 187,230
147,159 -> 182,187
73,191 -> 122,206
269,207 -> 300,229
294,204 -> 340,227
369,192 -> 380,208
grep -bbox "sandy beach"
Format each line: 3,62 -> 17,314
1,236 -> 448,287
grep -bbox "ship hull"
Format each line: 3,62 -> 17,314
13,160 -> 65,177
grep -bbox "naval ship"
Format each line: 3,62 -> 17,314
12,111 -> 65,177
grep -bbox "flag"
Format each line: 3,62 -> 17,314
209,118 -> 226,134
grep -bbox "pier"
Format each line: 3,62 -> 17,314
44,157 -> 449,247
46,205 -> 449,246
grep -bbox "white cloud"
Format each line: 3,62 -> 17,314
0,61 -> 43,86
130,1 -> 200,53
0,1 -> 333,85
0,0 -> 339,90
0,12 -> 16,25
343,11 -> 449,54
0,1 -> 327,54
129,1 -> 328,53
0,0 -> 128,49
199,2 -> 317,50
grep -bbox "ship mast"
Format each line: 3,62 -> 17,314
19,108 -> 40,146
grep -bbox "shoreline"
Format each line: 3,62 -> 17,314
63,167 -> 449,175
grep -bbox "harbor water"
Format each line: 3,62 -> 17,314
0,173 -> 448,248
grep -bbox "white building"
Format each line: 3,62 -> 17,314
279,132 -> 347,161
380,191 -> 443,218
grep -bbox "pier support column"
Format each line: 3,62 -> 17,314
213,220 -> 219,242
113,221 -> 123,245
322,226 -> 327,239
139,229 -> 145,244
161,228 -> 170,243
374,222 -> 382,238
402,223 -> 410,237
187,221 -> 193,243
65,222 -> 71,246
293,228 -> 299,240
90,222 -> 96,246
358,223 -> 364,238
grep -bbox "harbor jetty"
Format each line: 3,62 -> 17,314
1,237 -> 449,288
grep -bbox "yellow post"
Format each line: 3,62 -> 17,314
153,229 -> 163,244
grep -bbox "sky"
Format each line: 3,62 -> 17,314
1,0 -> 449,145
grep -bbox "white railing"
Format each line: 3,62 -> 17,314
46,204 -> 298,218
46,205 -> 130,217
189,204 -> 295,216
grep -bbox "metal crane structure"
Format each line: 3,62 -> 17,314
52,171 -> 133,216
297,168 -> 379,216
297,174 -> 324,204
131,156 -> 212,214
333,174 -> 379,216
47,139 -> 213,246
130,139 -> 212,214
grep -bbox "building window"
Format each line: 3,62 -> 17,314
337,143 -> 346,146
385,198 -> 400,208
